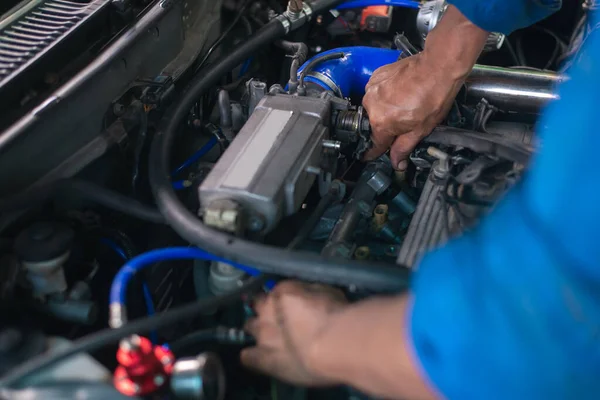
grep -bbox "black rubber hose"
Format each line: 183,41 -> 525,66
278,40 -> 309,86
218,89 -> 232,129
0,179 -> 164,224
170,329 -> 219,354
0,277 -> 265,389
149,17 -> 409,292
64,181 -> 164,224
310,0 -> 350,13
194,0 -> 253,73
170,327 -> 255,354
298,51 -> 345,90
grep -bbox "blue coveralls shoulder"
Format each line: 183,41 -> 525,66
410,1 -> 600,399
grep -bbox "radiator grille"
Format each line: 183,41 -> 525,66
0,0 -> 109,87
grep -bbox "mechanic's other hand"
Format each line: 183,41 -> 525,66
241,281 -> 347,386
362,53 -> 464,170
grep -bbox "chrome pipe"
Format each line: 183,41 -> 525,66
465,65 -> 565,114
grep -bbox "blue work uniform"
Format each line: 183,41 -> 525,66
409,1 -> 600,399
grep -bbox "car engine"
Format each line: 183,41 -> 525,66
0,0 -> 590,399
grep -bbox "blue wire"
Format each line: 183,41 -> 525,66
171,136 -> 218,177
239,58 -> 253,78
101,238 -> 158,343
100,238 -> 128,260
336,0 -> 419,10
142,286 -> 156,318
110,247 -> 271,308
172,180 -> 189,191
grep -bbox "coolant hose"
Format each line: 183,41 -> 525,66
109,247 -> 262,328
278,40 -> 309,91
149,8 -> 410,292
298,47 -> 401,98
336,0 -> 419,10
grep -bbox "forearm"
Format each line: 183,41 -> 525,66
308,295 -> 437,400
421,5 -> 489,81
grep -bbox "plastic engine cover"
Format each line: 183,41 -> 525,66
199,94 -> 331,233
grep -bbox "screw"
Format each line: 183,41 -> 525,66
322,140 -> 342,151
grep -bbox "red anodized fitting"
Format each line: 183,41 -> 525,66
114,335 -> 175,396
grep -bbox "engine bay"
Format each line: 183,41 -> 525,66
0,0 -> 590,398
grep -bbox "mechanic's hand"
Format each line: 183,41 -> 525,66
241,281 -> 347,386
363,53 -> 464,170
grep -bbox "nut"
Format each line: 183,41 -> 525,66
354,246 -> 370,260
373,204 -> 389,230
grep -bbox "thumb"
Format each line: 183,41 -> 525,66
389,131 -> 423,170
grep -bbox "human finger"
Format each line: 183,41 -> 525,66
362,129 -> 395,161
253,292 -> 268,316
240,347 -> 280,374
389,131 -> 423,170
244,319 -> 284,347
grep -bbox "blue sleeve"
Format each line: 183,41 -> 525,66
409,17 -> 600,400
447,0 -> 561,34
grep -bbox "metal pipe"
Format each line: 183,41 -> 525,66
464,65 -> 564,114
